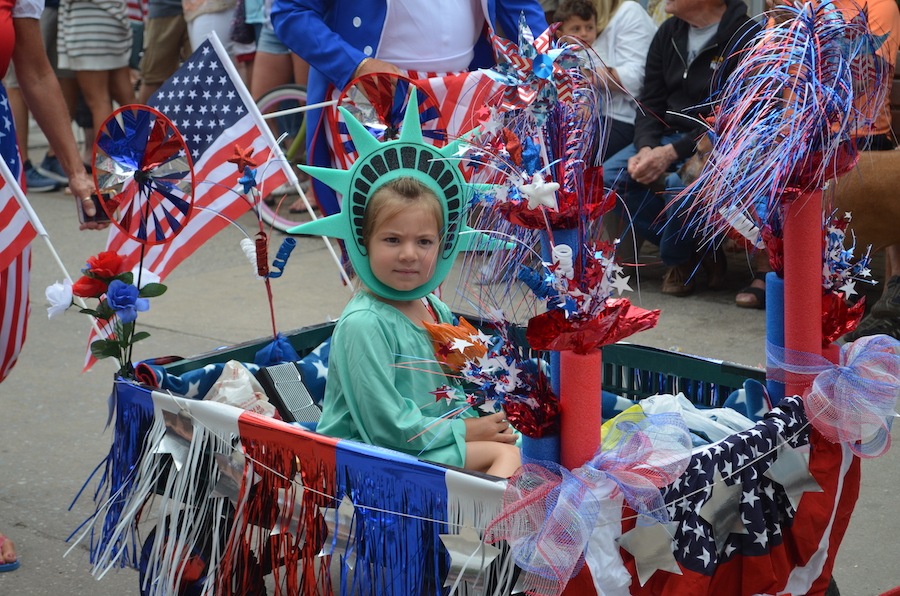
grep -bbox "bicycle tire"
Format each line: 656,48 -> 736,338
254,84 -> 314,233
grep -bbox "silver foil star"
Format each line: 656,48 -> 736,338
616,519 -> 682,586
698,469 -> 749,554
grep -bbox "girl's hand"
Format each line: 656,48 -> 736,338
464,412 -> 518,444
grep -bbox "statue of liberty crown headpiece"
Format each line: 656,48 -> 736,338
288,88 -> 497,301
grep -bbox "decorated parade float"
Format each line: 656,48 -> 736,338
39,7 -> 900,596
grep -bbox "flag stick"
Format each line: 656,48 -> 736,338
0,156 -> 105,337
208,32 -> 352,288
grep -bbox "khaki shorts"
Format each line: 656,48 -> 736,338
140,13 -> 191,85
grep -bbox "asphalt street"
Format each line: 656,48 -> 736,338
0,180 -> 897,595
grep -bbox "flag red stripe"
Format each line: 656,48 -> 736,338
1,247 -> 31,382
0,195 -> 37,272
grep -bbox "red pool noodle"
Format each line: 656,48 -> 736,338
559,349 -> 603,469
783,190 -> 824,397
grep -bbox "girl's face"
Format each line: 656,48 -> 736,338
367,200 -> 441,293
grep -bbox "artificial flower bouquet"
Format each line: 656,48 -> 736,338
46,251 -> 166,377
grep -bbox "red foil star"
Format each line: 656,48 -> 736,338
228,144 -> 258,172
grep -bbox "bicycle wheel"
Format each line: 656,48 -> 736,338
255,84 -> 313,233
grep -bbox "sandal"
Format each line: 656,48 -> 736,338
736,272 -> 766,309
0,533 -> 19,572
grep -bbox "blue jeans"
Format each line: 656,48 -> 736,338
602,134 -> 695,267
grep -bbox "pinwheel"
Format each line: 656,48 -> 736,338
330,72 -> 446,164
483,14 -> 582,124
93,105 -> 194,245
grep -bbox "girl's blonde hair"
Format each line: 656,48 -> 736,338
595,0 -> 631,32
362,177 -> 443,246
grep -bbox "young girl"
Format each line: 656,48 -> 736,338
314,177 -> 521,478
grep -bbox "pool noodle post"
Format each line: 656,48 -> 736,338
536,228 -> 603,469
560,349 -> 603,469
766,273 -> 786,401
782,190 -> 823,397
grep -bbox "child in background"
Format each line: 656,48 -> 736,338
554,0 -> 598,45
555,0 -> 656,160
315,177 -> 521,478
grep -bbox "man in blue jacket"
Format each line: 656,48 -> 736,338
271,0 -> 547,215
603,0 -> 759,296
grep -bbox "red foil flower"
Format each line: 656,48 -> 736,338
823,292 -> 866,346
526,298 -> 660,354
495,167 -> 614,229
504,387 -> 560,438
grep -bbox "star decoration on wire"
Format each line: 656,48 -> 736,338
239,165 -> 258,194
763,443 -> 823,511
616,519 -> 682,586
227,143 -> 257,171
698,469 -> 750,554
518,172 -> 559,210
431,385 -> 459,405
439,519 -> 502,588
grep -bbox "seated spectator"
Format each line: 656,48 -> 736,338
602,0 -> 757,296
590,0 -> 657,160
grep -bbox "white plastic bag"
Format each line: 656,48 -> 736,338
204,360 -> 278,418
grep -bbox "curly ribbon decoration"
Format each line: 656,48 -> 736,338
768,334 -> 900,458
484,413 -> 691,596
551,244 -> 574,279
253,233 -> 269,277
239,238 -> 263,280
266,238 -> 297,279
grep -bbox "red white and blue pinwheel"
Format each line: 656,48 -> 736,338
483,14 -> 582,124
93,105 -> 195,245
331,72 -> 447,163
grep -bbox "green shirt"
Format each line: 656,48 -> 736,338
316,291 -> 476,467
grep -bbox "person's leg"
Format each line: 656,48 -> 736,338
870,243 -> 900,318
291,52 -> 309,86
187,10 -> 234,54
658,173 -> 693,268
463,441 -> 521,478
76,69 -> 114,134
602,119 -> 635,162
109,65 -> 137,107
735,249 -> 769,308
138,14 -> 189,103
250,50 -> 294,100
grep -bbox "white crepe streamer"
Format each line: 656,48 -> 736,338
239,238 -> 264,280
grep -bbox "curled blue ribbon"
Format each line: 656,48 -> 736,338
267,237 -> 297,279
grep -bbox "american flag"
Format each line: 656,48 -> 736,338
0,91 -> 35,383
606,395 -> 858,596
86,33 -> 289,371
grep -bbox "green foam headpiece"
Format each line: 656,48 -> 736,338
288,88 -> 498,301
